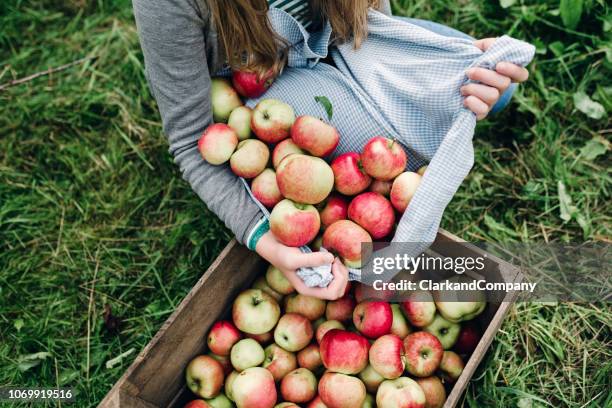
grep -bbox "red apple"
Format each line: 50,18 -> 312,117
438,351 -> 464,383
400,290 -> 436,328
319,329 -> 369,374
348,192 -> 395,239
322,220 -> 372,268
232,70 -> 274,99
361,137 -> 407,181
272,139 -> 304,169
315,320 -> 345,344
403,332 -> 443,377
251,98 -> 295,143
415,377 -> 446,408
185,355 -> 225,399
353,300 -> 393,339
270,199 -> 320,247
330,152 -> 371,196
262,344 -> 297,382
359,364 -> 385,394
185,400 -> 211,408
376,377 -> 426,408
231,367 -> 277,408
208,352 -> 233,376
280,368 -> 318,403
390,172 -> 422,213
307,395 -> 328,408
227,106 -> 253,140
325,296 -> 355,323
198,123 -> 238,165
246,331 -> 273,345
230,139 -> 269,179
319,194 -> 349,230
354,283 -> 394,303
211,78 -> 243,123
274,313 -> 313,352
232,289 -> 280,335
390,304 -> 412,338
285,294 -> 326,321
368,179 -> 392,197
291,115 -> 339,157
453,322 -> 481,355
252,169 -> 283,209
297,344 -> 323,371
265,264 -> 295,295
318,372 -> 366,408
369,334 -> 405,379
207,320 -> 242,356
276,154 -> 334,205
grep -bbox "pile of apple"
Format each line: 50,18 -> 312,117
184,266 -> 484,408
199,74 -> 426,265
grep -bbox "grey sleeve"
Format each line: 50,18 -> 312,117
132,0 -> 264,245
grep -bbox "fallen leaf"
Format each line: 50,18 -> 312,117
17,352 -> 52,372
573,91 -> 606,120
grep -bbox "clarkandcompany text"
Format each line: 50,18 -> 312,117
372,279 -> 538,293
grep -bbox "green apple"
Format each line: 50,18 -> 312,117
361,393 -> 375,408
211,78 -> 242,123
433,275 -> 486,323
423,313 -> 461,350
205,393 -> 233,408
227,106 -> 252,140
230,338 -> 265,371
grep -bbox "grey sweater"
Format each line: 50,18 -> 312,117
132,0 -> 391,245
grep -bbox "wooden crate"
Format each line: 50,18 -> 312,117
99,229 -> 522,408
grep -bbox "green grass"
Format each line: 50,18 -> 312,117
0,0 -> 610,406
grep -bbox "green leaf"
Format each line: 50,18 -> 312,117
14,319 -> 24,332
500,0 -> 517,8
484,214 -> 519,238
17,352 -> 52,372
548,41 -> 565,57
314,96 -> 333,121
573,91 -> 606,120
580,137 -> 609,161
559,0 -> 584,30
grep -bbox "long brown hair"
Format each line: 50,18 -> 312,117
208,0 -> 380,76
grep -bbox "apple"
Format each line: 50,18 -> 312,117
403,332 -> 443,377
232,70 -> 274,99
211,78 -> 243,123
376,377 -> 426,408
390,304 -> 411,338
251,99 -> 295,143
307,395 -> 328,408
281,368 -> 318,403
415,377 -> 445,408
207,320 -> 242,356
276,404 -> 299,408
369,334 -> 405,379
208,352 -> 233,376
330,152 -> 372,195
315,320 -> 345,344
185,400 -> 211,408
453,322 -> 481,355
348,192 -> 395,239
438,351 -> 464,383
368,179 -> 392,197
354,283 -> 393,303
361,137 -> 407,181
252,276 -> 283,302
269,199 -> 320,247
263,344 -> 297,382
230,338 -> 265,371
272,139 -> 304,169
206,393 -> 233,408
318,372 -> 366,408
416,165 -> 427,176
433,276 -> 486,322
274,313 -> 313,352
325,296 -> 355,323
358,364 -> 385,394
265,264 -> 295,295
362,394 -> 375,408
186,355 -> 225,399
232,289 -> 280,335
319,329 -> 369,374
290,115 -> 339,157
228,106 -> 253,140
322,220 -> 372,268
390,172 -> 421,213
319,194 -> 349,230
231,367 -> 277,408
400,290 -> 436,328
246,331 -> 273,345
252,169 -> 283,209
423,313 -> 460,350
198,123 -> 239,165
276,154 -> 334,204
285,294 -> 326,321
225,370 -> 239,402
297,343 -> 323,371
230,139 -> 269,179
353,300 -> 393,339
311,234 -> 324,251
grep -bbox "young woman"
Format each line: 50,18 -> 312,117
133,0 -> 529,300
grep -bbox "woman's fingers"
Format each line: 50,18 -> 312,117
496,62 -> 529,83
289,251 -> 335,270
467,67 -> 511,93
461,83 -> 500,106
464,95 -> 490,120
474,38 -> 497,51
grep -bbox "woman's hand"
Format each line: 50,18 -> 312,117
462,38 -> 530,120
255,231 -> 349,300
